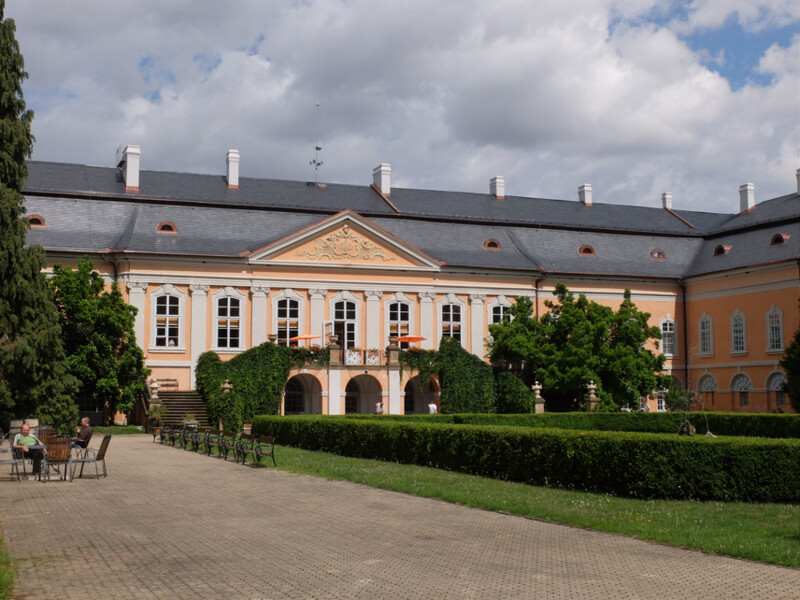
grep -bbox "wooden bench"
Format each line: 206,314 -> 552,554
237,434 -> 276,467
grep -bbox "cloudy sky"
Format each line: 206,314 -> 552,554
7,0 -> 799,212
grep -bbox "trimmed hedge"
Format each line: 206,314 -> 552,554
252,415 -> 800,502
449,412 -> 800,438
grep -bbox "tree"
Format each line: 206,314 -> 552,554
0,2 -> 78,433
487,284 -> 667,412
438,336 -> 495,413
780,321 -> 800,412
50,257 -> 149,420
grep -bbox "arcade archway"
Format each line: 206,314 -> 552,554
345,375 -> 383,414
283,374 -> 322,414
404,376 -> 438,414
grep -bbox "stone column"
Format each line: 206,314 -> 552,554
418,291 -> 436,350
309,288 -> 327,340
126,281 -> 148,350
327,368 -> 342,415
364,290 -> 383,350
250,285 -> 269,346
469,293 -> 486,358
189,284 -> 209,389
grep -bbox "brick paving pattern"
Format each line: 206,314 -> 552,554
1,435 -> 798,599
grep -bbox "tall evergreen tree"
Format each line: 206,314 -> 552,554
0,1 -> 78,433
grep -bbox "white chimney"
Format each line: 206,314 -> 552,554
490,176 -> 505,199
662,192 -> 672,210
579,184 -> 592,206
226,149 -> 240,188
739,183 -> 755,212
373,163 -> 391,196
118,145 -> 140,190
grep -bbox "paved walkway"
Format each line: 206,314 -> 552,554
1,435 -> 798,600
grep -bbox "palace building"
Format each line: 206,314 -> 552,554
23,146 -> 799,414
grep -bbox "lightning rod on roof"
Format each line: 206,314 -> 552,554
309,101 -> 323,183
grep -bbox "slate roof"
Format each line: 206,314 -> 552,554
23,161 -> 800,279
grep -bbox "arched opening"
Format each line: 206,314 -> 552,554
345,375 -> 383,414
283,374 -> 322,415
404,376 -> 438,414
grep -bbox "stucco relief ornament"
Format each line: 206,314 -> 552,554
298,224 -> 394,262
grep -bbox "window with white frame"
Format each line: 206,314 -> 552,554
766,306 -> 783,352
441,303 -> 462,341
730,310 -> 746,354
272,289 -> 305,346
388,302 -> 411,348
334,300 -> 358,349
150,284 -> 185,350
659,316 -> 676,357
213,288 -> 246,350
731,373 -> 751,407
698,314 -> 713,355
491,304 -> 510,324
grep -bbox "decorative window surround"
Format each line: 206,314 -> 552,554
211,287 -> 247,352
149,283 -> 187,352
659,315 -> 677,358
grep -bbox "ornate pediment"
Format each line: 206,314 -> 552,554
245,211 -> 441,271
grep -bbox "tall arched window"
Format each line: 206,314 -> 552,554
766,372 -> 787,409
730,310 -> 746,354
272,289 -> 305,346
698,313 -> 713,356
731,373 -> 751,408
697,374 -> 717,407
659,315 -> 677,357
334,300 -> 358,349
388,301 -> 410,348
441,304 -> 462,341
149,284 -> 185,351
766,305 -> 783,352
212,287 -> 246,350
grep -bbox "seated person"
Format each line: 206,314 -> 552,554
13,424 -> 47,478
71,417 -> 93,449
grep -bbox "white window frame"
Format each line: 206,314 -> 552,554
766,305 -> 783,353
659,315 -> 677,358
487,295 -> 513,325
730,309 -> 747,355
698,313 -> 713,356
211,287 -> 247,352
384,292 -> 415,349
438,293 -> 466,348
149,283 -> 186,352
272,289 -> 306,346
329,291 -> 362,350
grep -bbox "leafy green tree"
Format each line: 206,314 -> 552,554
494,369 -> 534,413
50,257 -> 149,419
487,295 -> 538,369
780,322 -> 800,412
438,336 -> 495,413
0,2 -> 78,433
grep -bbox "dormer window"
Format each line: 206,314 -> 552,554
579,245 -> 595,256
484,239 -> 501,250
713,244 -> 730,256
650,249 -> 666,260
157,221 -> 177,234
771,233 -> 790,246
27,215 -> 45,228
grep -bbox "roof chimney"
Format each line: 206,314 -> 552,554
490,176 -> 505,199
226,149 -> 240,189
739,183 -> 755,213
796,168 -> 799,195
118,145 -> 140,190
662,192 -> 672,210
579,184 -> 592,206
373,163 -> 391,196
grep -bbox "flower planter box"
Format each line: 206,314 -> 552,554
345,349 -> 362,365
365,350 -> 381,366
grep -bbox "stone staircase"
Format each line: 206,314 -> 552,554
158,391 -> 210,427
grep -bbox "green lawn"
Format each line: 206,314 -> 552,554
265,444 -> 800,568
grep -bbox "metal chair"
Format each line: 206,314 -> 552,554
70,434 -> 111,479
0,432 -> 22,480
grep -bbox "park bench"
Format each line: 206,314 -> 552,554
219,431 -> 239,461
188,427 -> 207,452
237,434 -> 276,467
205,429 -> 223,457
168,427 -> 184,448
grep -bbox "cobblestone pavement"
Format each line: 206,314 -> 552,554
1,435 -> 798,599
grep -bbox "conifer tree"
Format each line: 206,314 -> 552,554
0,1 -> 78,433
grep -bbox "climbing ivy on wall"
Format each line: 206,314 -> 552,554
196,343 -> 292,429
438,337 -> 496,413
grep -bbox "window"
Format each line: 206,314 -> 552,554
650,249 -> 666,260
697,374 -> 717,407
441,304 -> 462,341
157,221 -> 177,233
388,302 -> 410,348
334,300 -> 357,349
276,299 -> 299,346
660,316 -> 676,357
216,297 -> 241,349
491,305 -> 509,324
484,239 -> 501,250
730,310 -> 746,354
155,295 -> 180,347
766,306 -> 783,352
767,372 -> 788,408
731,373 -> 751,408
579,245 -> 595,256
714,244 -> 730,256
770,233 -> 789,246
27,215 -> 45,227
698,314 -> 713,355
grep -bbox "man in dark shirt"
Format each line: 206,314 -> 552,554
71,417 -> 93,449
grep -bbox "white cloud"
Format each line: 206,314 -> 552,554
672,0 -> 799,33
6,0 -> 799,212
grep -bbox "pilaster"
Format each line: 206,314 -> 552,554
250,286 -> 270,346
419,291 -> 436,349
189,284 -> 210,388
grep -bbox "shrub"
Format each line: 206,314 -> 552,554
438,337 -> 495,413
494,370 -> 534,414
